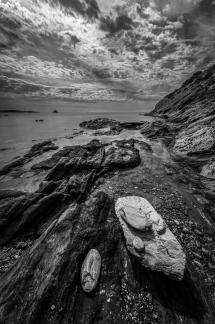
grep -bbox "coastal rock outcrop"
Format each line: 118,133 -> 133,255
0,140 -> 58,176
141,64 -> 215,191
80,118 -> 146,134
0,127 -> 215,323
115,196 -> 186,280
0,139 -> 140,245
80,118 -> 119,130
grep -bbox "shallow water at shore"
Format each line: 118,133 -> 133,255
0,98 -> 155,165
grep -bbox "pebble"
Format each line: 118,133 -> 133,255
208,263 -> 215,270
182,227 -> 190,234
174,220 -> 180,226
192,252 -> 202,260
81,249 -> 101,293
194,229 -> 203,237
51,305 -> 55,311
202,248 -> 210,257
133,237 -> 145,252
193,260 -> 202,268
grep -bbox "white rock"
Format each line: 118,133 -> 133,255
115,196 -> 186,280
133,237 -> 145,252
81,249 -> 101,293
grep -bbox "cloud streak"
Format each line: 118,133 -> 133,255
0,0 -> 214,100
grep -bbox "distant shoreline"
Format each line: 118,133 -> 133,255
0,109 -> 39,114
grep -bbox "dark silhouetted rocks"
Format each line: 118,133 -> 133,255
0,140 -> 59,176
80,118 -> 119,130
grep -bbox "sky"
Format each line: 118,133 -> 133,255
0,0 -> 215,100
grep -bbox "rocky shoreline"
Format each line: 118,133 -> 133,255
0,66 -> 215,324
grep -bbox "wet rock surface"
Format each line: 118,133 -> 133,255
80,118 -> 119,130
0,132 -> 214,324
0,140 -> 59,176
80,117 -> 147,135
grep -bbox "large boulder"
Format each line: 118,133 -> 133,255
115,196 -> 186,280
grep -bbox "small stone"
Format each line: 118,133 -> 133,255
16,242 -> 28,249
153,313 -> 158,320
194,229 -> 203,237
208,263 -> 215,270
133,237 -> 145,252
51,305 -> 55,311
81,249 -> 101,293
192,252 -> 202,260
202,248 -> 210,257
174,220 -> 180,226
205,236 -> 213,243
182,227 -> 189,234
193,260 -> 202,268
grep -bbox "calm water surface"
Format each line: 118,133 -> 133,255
0,98 -> 156,165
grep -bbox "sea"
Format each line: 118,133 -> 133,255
0,97 -> 156,166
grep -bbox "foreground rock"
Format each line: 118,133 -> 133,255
81,249 -> 101,293
0,134 -> 214,323
115,196 -> 186,280
0,139 -> 140,245
0,140 -> 58,176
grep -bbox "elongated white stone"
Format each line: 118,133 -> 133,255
81,249 -> 101,293
115,196 -> 186,280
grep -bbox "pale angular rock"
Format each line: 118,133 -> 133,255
115,196 -> 186,280
81,249 -> 101,293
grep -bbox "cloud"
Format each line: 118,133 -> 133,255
148,0 -> 202,17
0,0 -> 214,100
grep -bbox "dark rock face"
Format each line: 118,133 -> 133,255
80,118 -> 119,130
141,64 -> 215,184
0,134 -> 215,323
0,140 -> 140,246
80,118 -> 146,133
146,65 -> 215,155
0,140 -> 58,176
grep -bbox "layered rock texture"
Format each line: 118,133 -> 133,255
142,64 -> 215,185
115,196 -> 186,280
0,131 -> 215,323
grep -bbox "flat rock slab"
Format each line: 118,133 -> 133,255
81,249 -> 101,293
115,196 -> 186,280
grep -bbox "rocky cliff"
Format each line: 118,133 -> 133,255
142,64 -> 215,180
